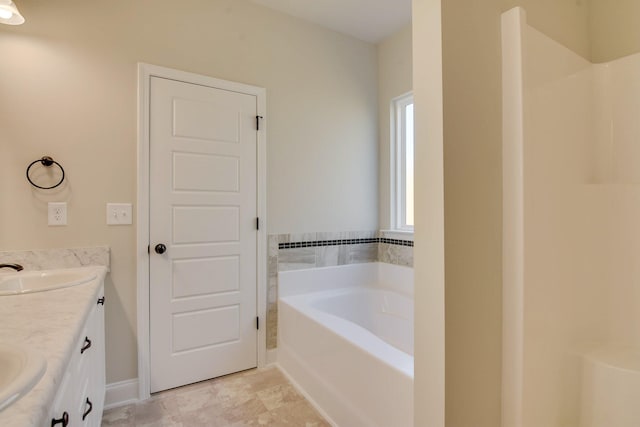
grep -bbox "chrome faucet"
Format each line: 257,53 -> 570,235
0,263 -> 24,271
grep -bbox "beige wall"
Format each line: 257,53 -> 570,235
498,0 -> 640,64
412,0 -> 445,426
377,24 -> 412,229
440,1 -> 504,425
590,0 -> 640,62
501,0 -> 640,63
502,0 -> 590,60
0,0 -> 378,383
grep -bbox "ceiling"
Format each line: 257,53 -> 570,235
250,0 -> 412,44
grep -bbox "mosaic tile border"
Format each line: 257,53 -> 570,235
379,238 -> 414,247
279,237 -> 413,250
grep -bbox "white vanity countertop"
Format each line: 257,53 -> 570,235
0,266 -> 108,427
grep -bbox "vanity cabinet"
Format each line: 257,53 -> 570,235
49,286 -> 105,427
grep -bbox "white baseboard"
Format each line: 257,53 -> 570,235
104,378 -> 139,410
266,348 -> 278,365
104,352 -> 277,410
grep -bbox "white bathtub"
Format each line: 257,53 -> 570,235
277,262 -> 414,427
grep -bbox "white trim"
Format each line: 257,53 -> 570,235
501,8 -> 525,427
390,92 -> 414,232
136,63 -> 268,401
137,64 -> 151,402
379,229 -> 414,241
104,379 -> 139,410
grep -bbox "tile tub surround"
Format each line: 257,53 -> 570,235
0,246 -> 110,271
378,240 -> 413,267
378,230 -> 414,267
0,266 -> 108,427
266,231 -> 414,349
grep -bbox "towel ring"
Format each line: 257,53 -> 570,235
26,156 -> 65,190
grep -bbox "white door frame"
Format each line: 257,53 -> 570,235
136,63 -> 267,400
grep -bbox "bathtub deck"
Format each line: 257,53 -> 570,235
102,366 -> 330,426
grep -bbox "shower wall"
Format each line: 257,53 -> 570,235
592,58 -> 640,372
502,7 -> 640,427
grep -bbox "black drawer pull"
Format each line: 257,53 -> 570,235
51,411 -> 69,426
82,397 -> 93,420
80,337 -> 92,354
97,296 -> 105,305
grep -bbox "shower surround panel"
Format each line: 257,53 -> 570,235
502,7 -> 640,427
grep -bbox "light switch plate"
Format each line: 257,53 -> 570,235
106,203 -> 133,225
48,202 -> 67,226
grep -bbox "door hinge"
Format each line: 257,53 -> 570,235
256,217 -> 260,230
256,115 -> 263,131
256,316 -> 260,330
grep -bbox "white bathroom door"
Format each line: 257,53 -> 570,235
149,76 -> 258,393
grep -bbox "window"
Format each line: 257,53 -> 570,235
392,93 -> 414,231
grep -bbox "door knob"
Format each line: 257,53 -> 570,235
155,243 -> 167,254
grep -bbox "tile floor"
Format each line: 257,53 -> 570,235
101,366 -> 331,426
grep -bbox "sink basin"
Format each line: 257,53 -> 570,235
0,344 -> 46,412
0,267 -> 98,296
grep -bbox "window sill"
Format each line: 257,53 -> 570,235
380,229 -> 414,241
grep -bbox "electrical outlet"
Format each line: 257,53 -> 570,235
106,203 -> 133,225
48,202 -> 67,226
